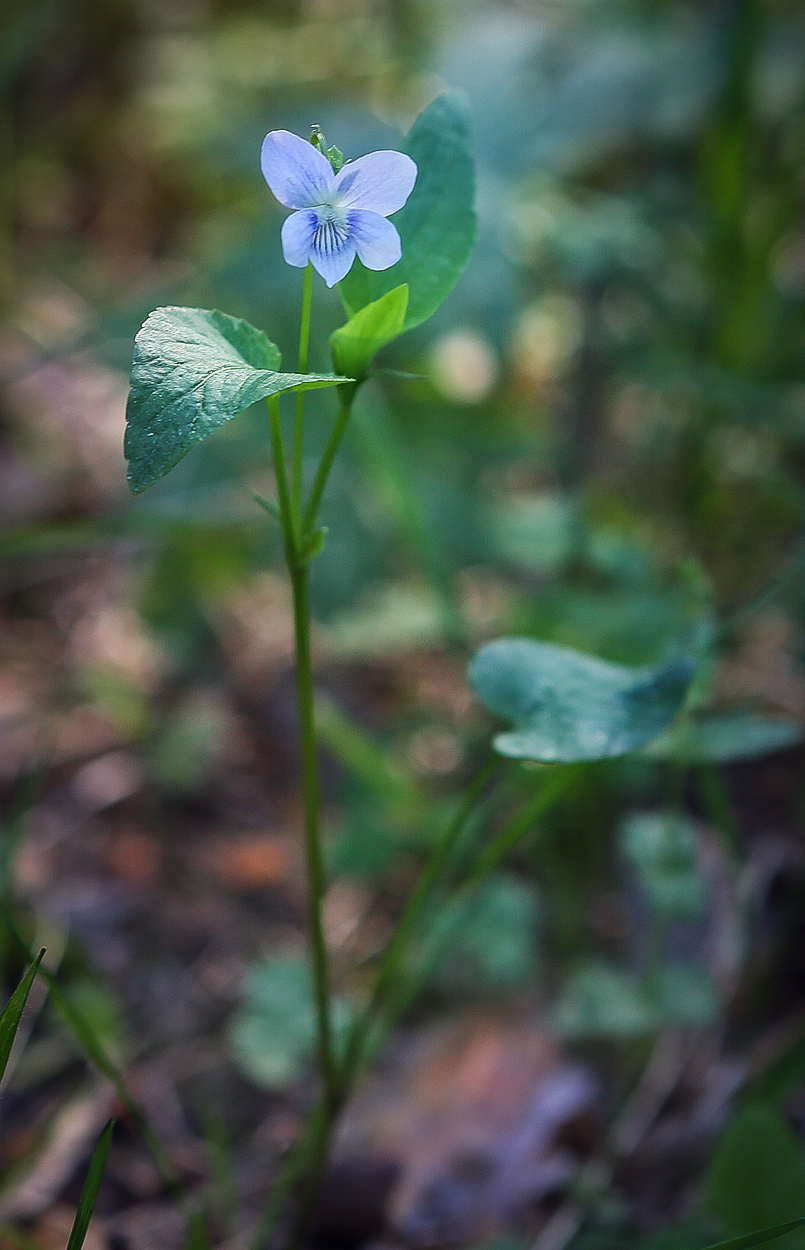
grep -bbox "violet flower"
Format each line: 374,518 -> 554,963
260,129 -> 417,288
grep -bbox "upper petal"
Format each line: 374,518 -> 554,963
333,150 -> 417,216
281,210 -> 317,268
260,130 -> 334,209
348,210 -> 402,271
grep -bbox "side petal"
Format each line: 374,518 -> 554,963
260,130 -> 334,209
281,210 -> 316,267
333,150 -> 417,216
349,210 -> 402,271
310,218 -> 357,287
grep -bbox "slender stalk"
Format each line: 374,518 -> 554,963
339,755 -> 501,1088
268,396 -> 338,1111
288,557 -> 338,1111
292,264 -> 314,517
464,763 -> 583,889
347,763 -> 586,1082
303,386 -> 355,531
269,396 -> 298,557
257,758 -> 503,1249
249,1103 -> 327,1250
286,1107 -> 343,1250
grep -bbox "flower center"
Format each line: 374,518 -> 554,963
315,197 -> 346,221
313,201 -> 350,255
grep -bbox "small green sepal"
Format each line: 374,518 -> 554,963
310,125 -> 344,172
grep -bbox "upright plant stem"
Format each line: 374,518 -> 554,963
340,754 -> 501,1087
268,396 -> 338,1113
288,557 -> 338,1110
303,386 -> 355,532
292,263 -> 314,517
347,763 -> 586,1085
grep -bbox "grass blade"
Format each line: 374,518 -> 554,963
702,1218 -> 805,1250
65,1119 -> 115,1250
4,920 -> 179,1194
0,947 -> 45,1083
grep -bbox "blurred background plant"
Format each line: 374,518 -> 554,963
2,0 -> 805,1248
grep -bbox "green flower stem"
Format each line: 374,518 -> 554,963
268,396 -> 338,1113
269,396 -> 299,554
292,263 -> 314,519
248,1102 -> 327,1250
466,763 -> 584,887
303,384 -> 356,532
249,756 -> 505,1249
346,763 -> 587,1082
339,754 -> 501,1090
288,557 -> 338,1109
286,1107 -> 343,1250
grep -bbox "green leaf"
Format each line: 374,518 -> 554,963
340,94 -> 476,331
230,954 -> 352,1088
0,948 -> 45,1082
706,1105 -> 805,1250
331,285 -> 409,379
66,1120 -> 115,1250
468,638 -> 695,762
125,307 -> 350,493
648,713 -> 801,764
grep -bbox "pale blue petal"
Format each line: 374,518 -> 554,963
349,210 -> 402,271
260,130 -> 334,209
309,217 -> 356,287
333,151 -> 417,216
281,210 -> 316,267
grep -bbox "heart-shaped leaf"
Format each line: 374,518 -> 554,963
331,284 -> 408,379
125,307 -> 350,493
468,638 -> 694,762
340,93 -> 476,332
